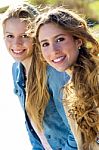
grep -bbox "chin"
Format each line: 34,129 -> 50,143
14,58 -> 23,62
55,67 -> 66,72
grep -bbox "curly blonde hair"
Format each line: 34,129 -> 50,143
63,47 -> 99,149
35,7 -> 99,148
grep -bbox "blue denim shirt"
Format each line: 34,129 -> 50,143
12,62 -> 77,150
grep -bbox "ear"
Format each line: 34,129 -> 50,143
75,39 -> 82,49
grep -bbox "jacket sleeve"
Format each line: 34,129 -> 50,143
47,65 -> 77,150
25,112 -> 44,150
12,62 -> 44,150
64,131 -> 77,150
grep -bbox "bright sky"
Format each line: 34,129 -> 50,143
0,0 -> 25,7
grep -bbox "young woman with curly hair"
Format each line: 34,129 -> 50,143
35,7 -> 99,150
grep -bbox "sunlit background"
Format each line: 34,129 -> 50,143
0,0 -> 32,149
0,0 -> 24,7
0,0 -> 99,149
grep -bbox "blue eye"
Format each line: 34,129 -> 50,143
57,37 -> 65,42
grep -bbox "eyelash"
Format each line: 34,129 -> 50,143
56,37 -> 65,42
6,34 -> 29,39
22,34 -> 29,38
42,42 -> 49,47
41,37 -> 65,47
6,35 -> 14,38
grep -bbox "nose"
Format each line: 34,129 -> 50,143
14,37 -> 22,45
51,43 -> 60,53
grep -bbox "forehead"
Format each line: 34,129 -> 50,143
4,18 -> 28,31
5,17 -> 27,25
38,23 -> 67,40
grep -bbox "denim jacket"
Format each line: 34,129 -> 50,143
12,62 -> 77,150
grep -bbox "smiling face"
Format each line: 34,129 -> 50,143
3,18 -> 33,62
38,23 -> 82,72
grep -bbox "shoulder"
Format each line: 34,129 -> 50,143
12,62 -> 25,81
12,61 -> 24,74
12,62 -> 20,82
47,65 -> 70,86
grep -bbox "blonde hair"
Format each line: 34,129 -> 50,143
2,2 -> 49,131
64,50 -> 99,149
2,2 -> 39,34
26,44 -> 49,131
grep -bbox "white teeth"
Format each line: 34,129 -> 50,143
12,50 -> 25,54
53,56 -> 65,62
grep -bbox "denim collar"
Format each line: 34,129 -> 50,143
16,62 -> 26,88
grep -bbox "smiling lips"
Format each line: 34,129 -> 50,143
11,49 -> 25,54
53,56 -> 66,63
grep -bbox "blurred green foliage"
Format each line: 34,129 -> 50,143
0,0 -> 99,21
27,0 -> 99,20
89,0 -> 99,19
0,6 -> 8,13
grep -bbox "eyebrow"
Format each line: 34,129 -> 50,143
40,39 -> 48,43
5,32 -> 13,34
5,32 -> 28,35
39,34 -> 66,43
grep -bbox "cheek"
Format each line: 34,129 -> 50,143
42,50 -> 49,60
72,49 -> 79,61
30,44 -> 33,51
5,40 -> 10,49
26,41 -> 33,51
42,50 -> 46,57
67,45 -> 79,60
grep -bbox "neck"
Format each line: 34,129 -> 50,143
65,67 -> 73,77
21,56 -> 32,77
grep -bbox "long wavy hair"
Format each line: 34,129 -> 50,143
26,42 -> 49,131
34,7 -> 99,148
2,3 -> 50,131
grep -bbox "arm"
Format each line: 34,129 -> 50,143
12,62 -> 44,150
12,62 -> 26,109
64,131 -> 78,150
25,112 -> 44,150
47,65 -> 78,149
